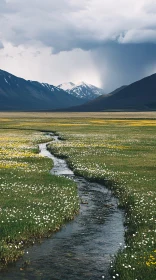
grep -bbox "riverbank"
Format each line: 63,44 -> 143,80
0,113 -> 155,279
0,129 -> 79,269
0,131 -> 125,279
47,120 -> 156,280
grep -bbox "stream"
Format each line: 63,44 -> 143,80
1,134 -> 125,280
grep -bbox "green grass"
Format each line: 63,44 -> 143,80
0,113 -> 155,279
0,129 -> 79,268
47,120 -> 156,280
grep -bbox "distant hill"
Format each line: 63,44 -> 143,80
58,81 -> 104,101
63,74 -> 156,111
0,70 -> 84,111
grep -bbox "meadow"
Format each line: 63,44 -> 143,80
0,112 -> 155,280
0,128 -> 79,268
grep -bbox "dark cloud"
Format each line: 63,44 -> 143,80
1,0 -> 156,52
1,1 -> 156,89
93,43 -> 156,92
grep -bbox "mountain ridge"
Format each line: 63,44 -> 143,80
58,74 -> 156,112
0,69 -> 84,111
58,81 -> 104,101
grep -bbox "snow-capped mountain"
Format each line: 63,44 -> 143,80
58,82 -> 75,91
0,69 -> 84,111
58,82 -> 105,101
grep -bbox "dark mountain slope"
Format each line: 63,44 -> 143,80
63,74 -> 156,112
0,70 -> 84,111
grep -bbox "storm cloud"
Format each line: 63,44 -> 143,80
0,0 -> 156,90
0,0 -> 156,51
93,43 -> 156,92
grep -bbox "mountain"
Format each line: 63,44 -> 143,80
58,82 -> 104,101
58,82 -> 75,91
63,74 -> 156,112
0,70 -> 84,111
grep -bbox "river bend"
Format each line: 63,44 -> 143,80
1,134 -> 125,280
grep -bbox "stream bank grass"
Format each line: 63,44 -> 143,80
46,119 -> 156,280
0,129 -> 79,268
0,112 -> 155,279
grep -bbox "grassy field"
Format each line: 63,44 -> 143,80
0,128 -> 79,268
0,112 -> 155,279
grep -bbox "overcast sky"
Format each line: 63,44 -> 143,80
0,0 -> 156,92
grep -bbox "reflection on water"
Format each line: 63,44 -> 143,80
0,135 -> 125,280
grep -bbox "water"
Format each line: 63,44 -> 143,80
1,135 -> 125,280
